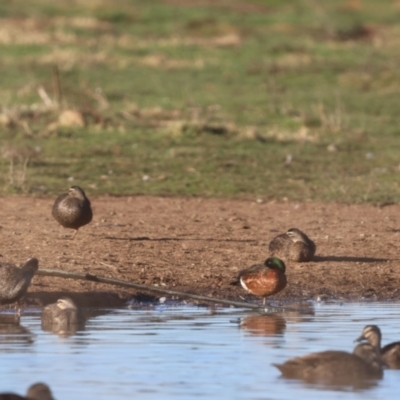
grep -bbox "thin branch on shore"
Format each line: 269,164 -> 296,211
36,269 -> 307,314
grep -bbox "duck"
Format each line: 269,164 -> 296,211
231,257 -> 287,305
0,258 -> 39,315
269,228 -> 316,262
52,186 -> 93,238
356,324 -> 400,369
41,297 -> 85,336
273,342 -> 383,388
0,382 -> 55,400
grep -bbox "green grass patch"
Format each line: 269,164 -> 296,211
1,0 -> 400,203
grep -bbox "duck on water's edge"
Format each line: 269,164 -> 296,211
231,257 -> 287,306
0,258 -> 39,315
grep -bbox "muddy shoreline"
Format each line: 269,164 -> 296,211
1,196 -> 399,308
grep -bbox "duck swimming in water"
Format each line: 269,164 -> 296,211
356,324 -> 400,369
41,297 -> 85,336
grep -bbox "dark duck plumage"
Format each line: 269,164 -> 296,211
52,186 -> 93,238
356,324 -> 400,369
41,297 -> 85,336
273,342 -> 384,388
232,257 -> 287,305
269,228 -> 316,262
0,382 -> 55,400
0,258 -> 38,314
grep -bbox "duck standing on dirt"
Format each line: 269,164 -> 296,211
0,258 -> 39,315
269,228 -> 316,262
52,186 -> 93,239
231,257 -> 287,305
356,324 -> 400,369
41,297 -> 85,336
0,382 -> 55,400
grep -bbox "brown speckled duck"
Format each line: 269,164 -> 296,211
41,297 -> 85,336
232,257 -> 287,305
269,228 -> 316,262
357,324 -> 400,369
273,342 -> 383,387
52,186 -> 93,238
0,382 -> 55,400
0,258 -> 39,315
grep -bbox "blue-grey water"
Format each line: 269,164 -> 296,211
1,301 -> 400,399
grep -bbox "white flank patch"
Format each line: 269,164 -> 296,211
240,277 -> 249,292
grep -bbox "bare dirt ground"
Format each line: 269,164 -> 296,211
1,196 -> 400,308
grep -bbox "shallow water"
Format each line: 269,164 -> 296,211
1,301 -> 400,399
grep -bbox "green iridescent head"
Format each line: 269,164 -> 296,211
265,257 -> 286,273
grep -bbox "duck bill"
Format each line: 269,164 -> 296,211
355,334 -> 366,343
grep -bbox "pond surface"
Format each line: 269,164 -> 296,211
0,301 -> 399,399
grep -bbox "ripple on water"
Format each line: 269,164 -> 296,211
0,302 -> 400,399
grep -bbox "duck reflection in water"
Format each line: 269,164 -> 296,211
239,314 -> 286,336
0,314 -> 34,349
273,329 -> 384,390
41,297 -> 85,337
0,382 -> 55,400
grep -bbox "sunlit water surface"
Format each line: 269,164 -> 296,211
1,302 -> 400,399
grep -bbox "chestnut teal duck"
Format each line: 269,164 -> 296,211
232,257 -> 287,305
